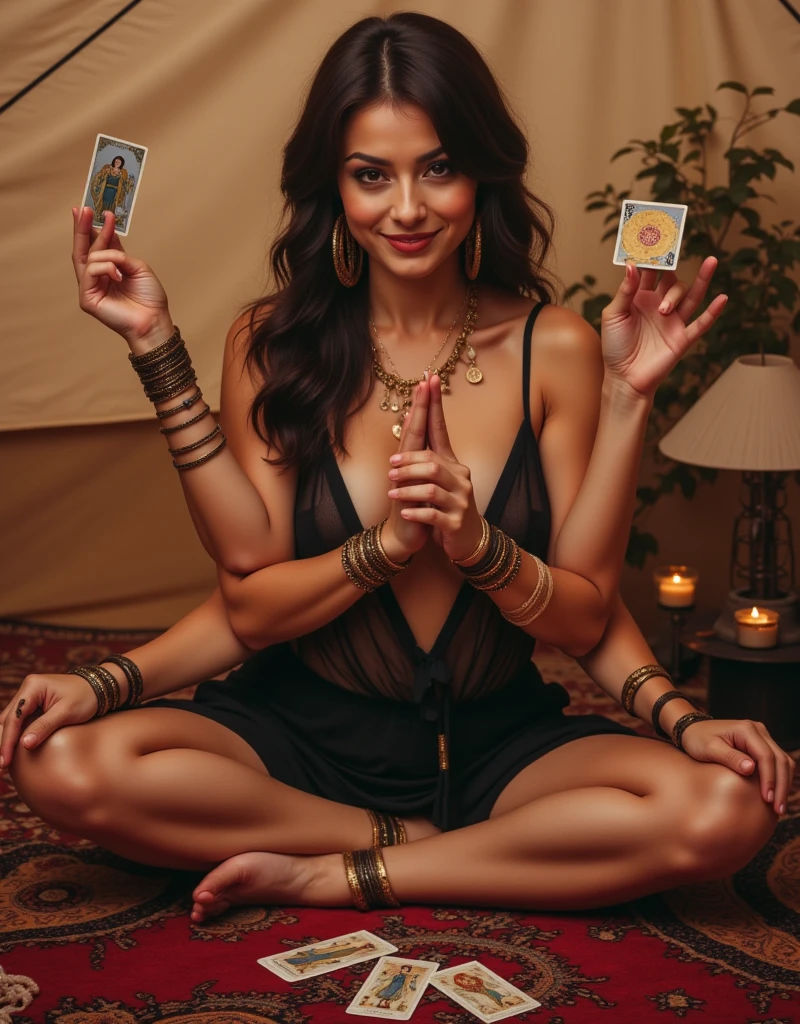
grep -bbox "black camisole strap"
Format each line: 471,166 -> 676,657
522,301 -> 547,424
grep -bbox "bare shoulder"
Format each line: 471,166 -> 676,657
533,304 -> 601,361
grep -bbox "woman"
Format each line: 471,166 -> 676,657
2,14 -> 791,921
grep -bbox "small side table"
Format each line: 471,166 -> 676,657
681,620 -> 800,749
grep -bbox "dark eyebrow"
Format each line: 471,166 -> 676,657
343,146 -> 446,165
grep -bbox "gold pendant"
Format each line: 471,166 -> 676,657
380,392 -> 390,412
392,422 -> 402,440
390,401 -> 399,413
466,365 -> 483,384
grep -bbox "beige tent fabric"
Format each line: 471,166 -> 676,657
1,0 -> 799,628
2,0 -> 798,431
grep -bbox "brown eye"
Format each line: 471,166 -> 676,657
427,161 -> 453,178
355,168 -> 384,184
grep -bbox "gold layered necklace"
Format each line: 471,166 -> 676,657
370,283 -> 481,438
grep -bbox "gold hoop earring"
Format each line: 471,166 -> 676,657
332,214 -> 363,287
464,217 -> 482,281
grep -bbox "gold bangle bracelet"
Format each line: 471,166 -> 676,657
452,516 -> 490,566
343,851 -> 369,911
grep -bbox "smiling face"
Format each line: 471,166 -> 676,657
337,101 -> 477,281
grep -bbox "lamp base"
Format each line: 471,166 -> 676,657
713,588 -> 800,645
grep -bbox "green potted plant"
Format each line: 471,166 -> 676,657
565,83 -> 800,567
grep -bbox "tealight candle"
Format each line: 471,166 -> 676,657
735,606 -> 779,649
654,566 -> 697,608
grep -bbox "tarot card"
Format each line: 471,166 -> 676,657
430,961 -> 541,1022
612,199 -> 688,271
257,930 -> 397,982
80,133 -> 148,236
346,955 -> 439,1019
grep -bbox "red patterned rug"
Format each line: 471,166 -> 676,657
1,618 -> 798,1024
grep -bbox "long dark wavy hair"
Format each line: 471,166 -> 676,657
245,12 -> 555,471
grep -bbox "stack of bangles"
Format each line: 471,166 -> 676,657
620,663 -> 713,750
452,517 -> 555,623
129,326 -> 228,471
344,809 -> 408,911
67,654 -> 144,717
341,520 -> 411,592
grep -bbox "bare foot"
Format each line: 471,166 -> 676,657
190,851 -> 345,923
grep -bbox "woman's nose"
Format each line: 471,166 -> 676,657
390,181 -> 426,227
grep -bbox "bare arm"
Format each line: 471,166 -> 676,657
73,208 -> 283,575
110,588 -> 255,701
140,312 -> 289,575
575,594 -> 696,734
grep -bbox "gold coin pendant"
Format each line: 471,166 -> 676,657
392,423 -> 403,440
466,365 -> 483,384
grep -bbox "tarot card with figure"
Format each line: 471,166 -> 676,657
430,961 -> 541,1022
612,199 -> 688,271
80,133 -> 148,236
257,930 -> 398,981
346,955 -> 439,1019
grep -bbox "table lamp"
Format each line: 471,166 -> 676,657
658,354 -> 800,645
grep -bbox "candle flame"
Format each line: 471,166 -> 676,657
751,606 -> 760,618
672,574 -> 682,583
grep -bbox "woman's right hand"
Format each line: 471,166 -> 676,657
72,206 -> 174,350
381,379 -> 432,562
0,673 -> 101,768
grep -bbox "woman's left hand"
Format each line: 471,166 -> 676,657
601,256 -> 728,399
387,374 -> 483,562
679,717 -> 796,815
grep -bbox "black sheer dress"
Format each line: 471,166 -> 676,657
147,303 -> 635,829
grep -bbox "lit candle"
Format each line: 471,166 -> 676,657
658,572 -> 696,608
735,606 -> 779,649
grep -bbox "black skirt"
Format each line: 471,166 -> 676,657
144,643 -> 636,831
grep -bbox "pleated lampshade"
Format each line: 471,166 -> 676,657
659,354 -> 800,470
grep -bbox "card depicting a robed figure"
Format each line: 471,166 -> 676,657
80,133 -> 148,236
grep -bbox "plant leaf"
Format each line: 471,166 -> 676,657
751,86 -> 775,96
785,98 -> 800,116
611,146 -> 635,161
717,81 -> 748,93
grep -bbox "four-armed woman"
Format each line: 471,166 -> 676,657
2,13 -> 792,919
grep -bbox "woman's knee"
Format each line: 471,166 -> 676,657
11,725 -> 110,830
672,764 -> 777,879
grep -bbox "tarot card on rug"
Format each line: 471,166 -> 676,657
346,955 -> 439,1019
612,199 -> 688,271
430,961 -> 541,1022
80,133 -> 148,236
257,930 -> 398,981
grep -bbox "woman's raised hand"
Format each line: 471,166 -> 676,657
72,207 -> 174,350
601,257 -> 728,399
381,381 -> 434,563
0,673 -> 101,768
387,374 -> 483,562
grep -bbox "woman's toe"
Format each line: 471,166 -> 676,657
192,858 -> 248,903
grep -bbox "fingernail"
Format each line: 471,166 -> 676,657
388,469 -> 398,479
741,759 -> 753,770
388,489 -> 399,498
659,301 -> 670,314
22,734 -> 35,747
115,269 -> 123,281
767,789 -> 774,802
390,454 -> 402,464
779,803 -> 786,815
0,756 -> 5,768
